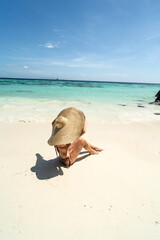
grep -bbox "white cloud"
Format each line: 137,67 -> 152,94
50,59 -> 115,69
52,29 -> 66,33
146,33 -> 160,41
103,73 -> 130,78
23,65 -> 29,69
73,57 -> 87,62
39,42 -> 59,49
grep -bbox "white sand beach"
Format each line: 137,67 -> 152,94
1,0 -> 160,237
0,120 -> 160,240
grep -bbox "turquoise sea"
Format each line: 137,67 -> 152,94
0,78 -> 160,123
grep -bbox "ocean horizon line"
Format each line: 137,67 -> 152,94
0,76 -> 160,123
0,77 -> 160,86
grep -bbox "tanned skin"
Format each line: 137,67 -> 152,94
56,117 -> 102,168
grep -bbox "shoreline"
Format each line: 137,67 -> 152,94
1,100 -> 160,123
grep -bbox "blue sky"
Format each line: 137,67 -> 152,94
0,0 -> 160,83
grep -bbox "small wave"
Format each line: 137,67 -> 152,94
16,90 -> 33,93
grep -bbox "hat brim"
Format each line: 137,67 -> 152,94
49,107 -> 85,146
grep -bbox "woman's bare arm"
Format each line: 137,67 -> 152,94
80,115 -> 86,136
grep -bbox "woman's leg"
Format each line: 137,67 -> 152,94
86,143 -> 103,151
69,137 -> 101,165
83,140 -> 99,154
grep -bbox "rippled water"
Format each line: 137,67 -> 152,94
0,78 -> 160,123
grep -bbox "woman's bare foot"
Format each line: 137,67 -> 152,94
91,146 -> 103,152
89,149 -> 99,155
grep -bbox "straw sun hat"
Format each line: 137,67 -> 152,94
48,107 -> 85,146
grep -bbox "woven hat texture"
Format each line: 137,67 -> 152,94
48,107 -> 85,146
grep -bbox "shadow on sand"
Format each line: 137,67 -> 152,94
31,152 -> 90,180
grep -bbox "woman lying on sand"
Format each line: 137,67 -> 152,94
48,107 -> 102,168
